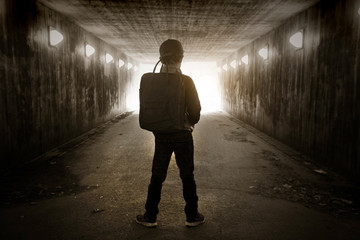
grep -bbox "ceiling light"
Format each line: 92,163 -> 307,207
230,60 -> 237,69
85,44 -> 95,57
105,53 -> 114,63
127,63 -> 133,70
222,64 -> 228,71
289,31 -> 303,48
241,55 -> 249,65
118,59 -> 124,68
258,47 -> 268,60
49,27 -> 63,46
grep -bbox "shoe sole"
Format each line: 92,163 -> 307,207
136,219 -> 158,228
185,219 -> 205,227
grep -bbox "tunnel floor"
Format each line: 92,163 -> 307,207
1,112 -> 360,240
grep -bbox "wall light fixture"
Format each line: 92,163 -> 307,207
289,31 -> 303,49
85,44 -> 95,57
49,27 -> 63,46
258,47 -> 268,60
105,53 -> 114,63
241,55 -> 249,65
118,59 -> 125,68
230,60 -> 237,69
222,64 -> 228,71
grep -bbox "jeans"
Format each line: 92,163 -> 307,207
145,131 -> 198,220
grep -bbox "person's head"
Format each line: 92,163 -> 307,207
159,39 -> 184,65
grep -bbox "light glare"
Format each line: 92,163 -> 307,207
127,63 -> 133,70
241,55 -> 249,65
182,62 -> 221,112
85,44 -> 95,57
133,62 -> 221,112
358,7 -> 360,15
105,53 -> 114,63
289,31 -> 303,48
49,28 -> 63,46
129,62 -> 221,112
258,47 -> 268,60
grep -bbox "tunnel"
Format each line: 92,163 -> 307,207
1,0 -> 360,239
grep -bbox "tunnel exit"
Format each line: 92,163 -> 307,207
129,62 -> 221,112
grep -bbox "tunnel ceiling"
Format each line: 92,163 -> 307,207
39,0 -> 319,63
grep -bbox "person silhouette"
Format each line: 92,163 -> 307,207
136,39 -> 204,228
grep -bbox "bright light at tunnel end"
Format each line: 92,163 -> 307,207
126,61 -> 222,113
182,62 -> 221,112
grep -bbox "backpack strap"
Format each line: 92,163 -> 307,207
153,59 -> 161,73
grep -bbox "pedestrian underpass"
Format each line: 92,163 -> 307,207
1,0 -> 360,239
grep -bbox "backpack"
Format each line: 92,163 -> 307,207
139,70 -> 185,132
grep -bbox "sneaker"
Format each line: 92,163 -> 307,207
185,213 -> 205,227
136,214 -> 158,228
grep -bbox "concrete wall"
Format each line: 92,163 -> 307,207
0,0 -> 136,170
219,0 -> 360,181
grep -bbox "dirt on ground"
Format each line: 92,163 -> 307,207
248,149 -> 360,219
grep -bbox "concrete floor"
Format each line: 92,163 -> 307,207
1,112 -> 360,240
